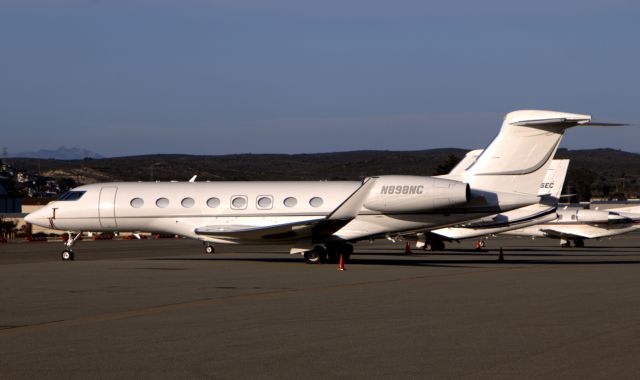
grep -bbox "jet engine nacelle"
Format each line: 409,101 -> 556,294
363,175 -> 470,213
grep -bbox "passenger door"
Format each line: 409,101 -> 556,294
99,186 -> 118,229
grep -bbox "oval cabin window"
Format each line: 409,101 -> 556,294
156,198 -> 170,208
181,197 -> 195,208
231,196 -> 247,209
207,197 -> 220,208
283,197 -> 297,208
257,196 -> 272,209
309,197 -> 323,207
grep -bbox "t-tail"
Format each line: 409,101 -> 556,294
442,110 -> 593,209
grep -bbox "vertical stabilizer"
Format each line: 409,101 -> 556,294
447,149 -> 484,177
459,110 -> 589,196
537,159 -> 570,199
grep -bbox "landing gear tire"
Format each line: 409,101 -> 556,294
574,239 -> 584,248
204,245 -> 215,254
61,231 -> 82,261
424,240 -> 445,251
304,246 -> 326,264
61,250 -> 74,261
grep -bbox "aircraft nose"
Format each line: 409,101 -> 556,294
24,212 -> 34,224
24,207 -> 48,227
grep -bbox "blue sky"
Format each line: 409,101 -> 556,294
1,0 -> 639,157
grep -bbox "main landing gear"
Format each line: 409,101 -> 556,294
61,231 -> 83,261
561,238 -> 584,248
303,243 -> 353,264
423,240 -> 445,252
204,243 -> 215,254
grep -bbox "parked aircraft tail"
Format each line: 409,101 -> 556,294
449,110 -> 591,196
537,159 -> 569,200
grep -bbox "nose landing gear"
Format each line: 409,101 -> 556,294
61,231 -> 83,261
61,249 -> 74,261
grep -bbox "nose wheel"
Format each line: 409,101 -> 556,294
61,231 -> 82,261
61,249 -> 75,261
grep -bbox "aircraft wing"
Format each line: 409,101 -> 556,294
194,177 -> 378,242
539,224 -> 636,239
194,218 -> 325,241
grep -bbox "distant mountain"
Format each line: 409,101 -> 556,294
11,147 -> 104,160
6,148 -> 640,200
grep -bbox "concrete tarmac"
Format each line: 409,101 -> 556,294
2,234 -> 640,379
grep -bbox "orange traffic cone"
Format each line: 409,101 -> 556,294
338,254 -> 345,271
404,242 -> 412,255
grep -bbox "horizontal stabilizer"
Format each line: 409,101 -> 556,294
512,118 -> 628,127
511,117 -> 590,127
587,122 -> 629,126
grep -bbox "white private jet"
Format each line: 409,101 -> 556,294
502,205 -> 640,247
25,110 -> 612,262
403,158 -> 570,251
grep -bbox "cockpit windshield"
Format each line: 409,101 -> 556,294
57,191 -> 86,201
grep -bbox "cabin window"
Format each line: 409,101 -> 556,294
257,196 -> 273,209
571,214 -> 576,220
57,191 -> 86,201
130,198 -> 144,208
206,197 -> 220,208
181,197 -> 195,208
309,197 -> 323,207
283,197 -> 297,208
231,196 -> 247,210
156,197 -> 170,208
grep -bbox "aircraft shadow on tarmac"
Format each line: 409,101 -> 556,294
148,251 -> 640,267
420,249 -> 640,257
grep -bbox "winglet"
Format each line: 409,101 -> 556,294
327,177 -> 377,220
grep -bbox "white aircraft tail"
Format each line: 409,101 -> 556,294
456,110 -> 590,196
447,149 -> 483,176
537,159 -> 569,199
